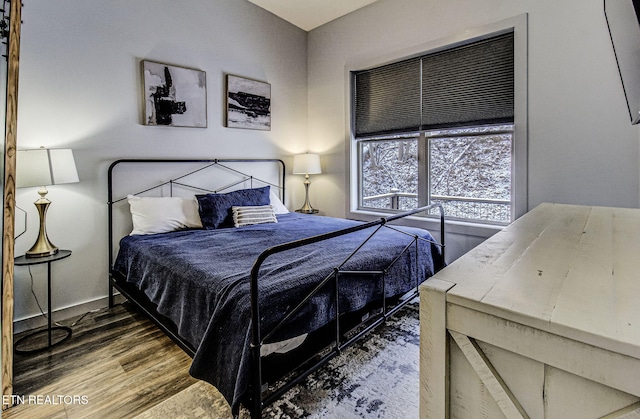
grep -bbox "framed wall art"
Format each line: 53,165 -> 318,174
142,60 -> 207,128
226,74 -> 271,130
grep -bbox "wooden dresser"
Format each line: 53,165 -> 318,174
420,203 -> 640,418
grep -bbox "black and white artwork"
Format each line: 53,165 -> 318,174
226,75 -> 271,130
143,60 -> 207,128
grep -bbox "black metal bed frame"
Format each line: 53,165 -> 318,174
107,158 -> 445,418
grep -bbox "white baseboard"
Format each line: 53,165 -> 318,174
13,294 -> 126,334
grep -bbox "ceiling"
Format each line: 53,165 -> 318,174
247,0 -> 380,31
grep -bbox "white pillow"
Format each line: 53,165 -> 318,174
128,195 -> 202,235
232,205 -> 277,228
269,189 -> 289,214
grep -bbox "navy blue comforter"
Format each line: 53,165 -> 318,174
114,213 -> 443,413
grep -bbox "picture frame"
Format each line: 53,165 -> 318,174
225,74 -> 271,130
142,60 -> 207,128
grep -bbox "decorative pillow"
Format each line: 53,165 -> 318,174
232,205 -> 277,227
269,189 -> 289,214
196,186 -> 271,229
128,195 -> 202,235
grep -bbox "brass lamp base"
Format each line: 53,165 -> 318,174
295,175 -> 319,214
26,190 -> 59,258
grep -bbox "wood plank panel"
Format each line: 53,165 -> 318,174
434,220 -> 549,304
475,340 -> 545,419
449,338 -> 504,419
448,336 -> 546,419
550,206 -> 617,343
449,330 -> 528,419
600,402 -> 640,419
2,0 -> 22,407
543,365 -> 639,419
444,203 -> 583,311
419,278 -> 455,419
480,204 -> 590,321
610,207 -> 640,347
447,304 -> 640,398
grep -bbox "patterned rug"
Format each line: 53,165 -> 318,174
135,302 -> 420,419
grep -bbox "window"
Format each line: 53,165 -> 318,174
360,134 -> 419,211
359,125 -> 513,224
352,27 -> 525,226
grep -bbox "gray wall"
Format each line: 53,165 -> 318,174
14,0 -> 308,326
306,0 -> 640,259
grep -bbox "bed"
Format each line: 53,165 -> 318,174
107,158 -> 446,418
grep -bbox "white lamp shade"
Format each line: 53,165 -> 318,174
16,148 -> 79,188
292,153 -> 321,175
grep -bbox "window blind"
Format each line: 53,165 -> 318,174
422,33 -> 514,128
353,32 -> 514,137
354,57 -> 421,137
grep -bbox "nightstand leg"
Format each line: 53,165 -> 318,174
47,261 -> 52,347
14,250 -> 73,354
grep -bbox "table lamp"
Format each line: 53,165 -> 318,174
16,148 -> 79,257
292,153 -> 321,214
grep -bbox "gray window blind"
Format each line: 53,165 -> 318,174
422,33 -> 514,128
353,32 -> 514,137
354,58 -> 421,137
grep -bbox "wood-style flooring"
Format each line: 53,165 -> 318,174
5,302 -> 203,419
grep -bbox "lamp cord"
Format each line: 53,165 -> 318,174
26,266 -> 96,328
14,205 -> 27,240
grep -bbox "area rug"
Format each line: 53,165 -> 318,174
135,302 -> 420,419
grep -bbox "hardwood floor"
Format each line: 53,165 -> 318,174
4,302 -> 204,418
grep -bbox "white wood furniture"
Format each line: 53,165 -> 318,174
420,203 -> 640,419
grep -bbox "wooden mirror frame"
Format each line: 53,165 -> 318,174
2,0 -> 22,407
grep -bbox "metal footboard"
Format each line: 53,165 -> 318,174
247,204 -> 445,418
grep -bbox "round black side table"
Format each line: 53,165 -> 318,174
14,250 -> 72,354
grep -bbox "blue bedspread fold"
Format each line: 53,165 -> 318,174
113,213 -> 443,413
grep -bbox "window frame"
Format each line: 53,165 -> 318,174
346,15 -> 528,236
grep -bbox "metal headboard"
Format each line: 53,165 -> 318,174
107,158 -> 286,275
